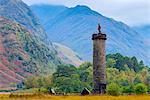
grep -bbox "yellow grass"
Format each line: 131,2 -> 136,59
0,93 -> 150,100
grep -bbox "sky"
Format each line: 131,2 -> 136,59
22,0 -> 150,26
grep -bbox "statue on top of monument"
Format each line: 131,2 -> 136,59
98,24 -> 101,34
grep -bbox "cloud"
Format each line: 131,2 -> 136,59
22,0 -> 150,26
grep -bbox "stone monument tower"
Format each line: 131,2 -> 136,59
92,24 -> 107,94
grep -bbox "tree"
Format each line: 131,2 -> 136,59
78,62 -> 92,70
125,69 -> 136,85
139,68 -> 149,85
107,58 -> 116,68
52,63 -> 93,94
117,71 -> 129,86
42,75 -> 52,88
146,75 -> 150,87
24,76 -> 38,88
138,61 -> 145,70
106,68 -> 119,83
78,62 -> 93,91
134,83 -> 147,94
52,64 -> 81,94
53,64 -> 77,78
122,85 -> 134,94
134,74 -> 142,85
106,83 -> 121,96
131,57 -> 138,72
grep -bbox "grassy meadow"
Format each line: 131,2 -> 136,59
0,93 -> 150,100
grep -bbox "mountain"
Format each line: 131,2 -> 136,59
133,25 -> 150,38
0,0 -> 48,42
0,17 -> 62,89
0,0 -> 63,89
0,1 -> 85,89
132,25 -> 150,61
31,5 -> 150,66
53,43 -> 83,66
133,24 -> 150,37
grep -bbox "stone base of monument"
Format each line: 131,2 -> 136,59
93,83 -> 106,94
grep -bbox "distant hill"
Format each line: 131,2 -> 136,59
54,43 -> 83,66
31,5 -> 150,66
0,17 -> 62,89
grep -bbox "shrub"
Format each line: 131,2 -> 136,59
122,86 -> 134,94
38,88 -> 48,93
134,83 -> 147,94
106,83 -> 121,96
148,86 -> 150,93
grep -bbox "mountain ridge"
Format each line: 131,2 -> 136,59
31,4 -> 150,66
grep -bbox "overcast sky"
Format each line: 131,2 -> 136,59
22,0 -> 150,26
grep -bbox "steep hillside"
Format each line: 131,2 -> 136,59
53,43 -> 83,66
31,5 -> 149,65
133,25 -> 150,44
0,0 -> 83,66
0,17 -> 62,89
0,0 -> 47,42
133,25 -> 150,61
133,25 -> 150,38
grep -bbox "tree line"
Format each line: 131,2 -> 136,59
18,53 -> 150,95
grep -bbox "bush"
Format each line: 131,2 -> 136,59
107,83 -> 121,96
148,86 -> 150,93
38,88 -> 48,93
122,85 -> 134,94
134,83 -> 147,94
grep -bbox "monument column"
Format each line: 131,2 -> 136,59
92,24 -> 107,94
